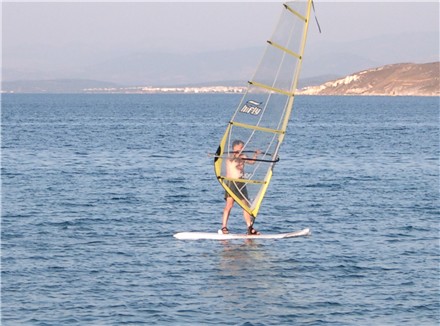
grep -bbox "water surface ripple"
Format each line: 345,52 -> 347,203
2,94 -> 439,325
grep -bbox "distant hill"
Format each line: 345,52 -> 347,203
3,62 -> 438,96
2,79 -> 122,93
298,62 -> 440,96
4,31 -> 437,88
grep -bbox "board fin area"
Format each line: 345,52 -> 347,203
173,228 -> 311,240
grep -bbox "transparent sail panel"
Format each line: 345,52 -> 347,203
214,1 -> 312,217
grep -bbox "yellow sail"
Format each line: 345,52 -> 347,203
214,1 -> 313,218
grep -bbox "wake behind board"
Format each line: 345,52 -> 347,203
174,228 -> 310,240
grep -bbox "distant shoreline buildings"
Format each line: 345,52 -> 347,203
83,85 -> 247,94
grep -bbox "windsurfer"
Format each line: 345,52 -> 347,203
221,140 -> 261,235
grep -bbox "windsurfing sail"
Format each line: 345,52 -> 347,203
214,0 -> 313,218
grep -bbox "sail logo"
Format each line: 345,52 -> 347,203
240,100 -> 262,116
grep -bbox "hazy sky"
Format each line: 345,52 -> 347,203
4,1 -> 438,51
2,1 -> 439,84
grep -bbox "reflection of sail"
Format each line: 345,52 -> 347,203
214,1 -> 313,218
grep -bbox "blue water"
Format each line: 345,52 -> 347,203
2,94 -> 439,325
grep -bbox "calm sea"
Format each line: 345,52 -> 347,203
2,94 -> 439,325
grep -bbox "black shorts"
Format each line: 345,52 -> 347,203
224,180 -> 249,202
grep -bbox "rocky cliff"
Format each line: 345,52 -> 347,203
298,62 -> 439,96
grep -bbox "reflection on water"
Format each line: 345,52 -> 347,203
218,240 -> 267,277
204,239 -> 314,324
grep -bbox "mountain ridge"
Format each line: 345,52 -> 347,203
298,62 -> 439,96
3,31 -> 438,87
2,62 -> 438,96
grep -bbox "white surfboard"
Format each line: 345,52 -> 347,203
173,228 -> 311,240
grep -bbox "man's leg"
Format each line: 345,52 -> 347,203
243,210 -> 253,228
222,197 -> 234,229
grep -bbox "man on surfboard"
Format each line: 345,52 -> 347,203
221,140 -> 261,235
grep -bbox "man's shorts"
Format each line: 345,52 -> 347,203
224,180 -> 249,202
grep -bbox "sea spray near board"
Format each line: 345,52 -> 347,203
175,0 -> 314,240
